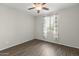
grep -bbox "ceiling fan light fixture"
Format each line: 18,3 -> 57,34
33,3 -> 42,10
35,6 -> 42,10
28,3 -> 49,13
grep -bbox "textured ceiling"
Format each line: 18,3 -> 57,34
2,3 -> 78,16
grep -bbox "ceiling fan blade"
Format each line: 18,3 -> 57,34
28,7 -> 35,10
37,10 -> 40,13
42,3 -> 46,5
43,7 -> 49,10
33,3 -> 37,6
33,3 -> 36,5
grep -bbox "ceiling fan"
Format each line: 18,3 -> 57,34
28,3 -> 49,13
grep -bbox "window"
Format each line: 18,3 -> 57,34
43,15 -> 58,40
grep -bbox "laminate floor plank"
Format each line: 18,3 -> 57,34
0,39 -> 79,56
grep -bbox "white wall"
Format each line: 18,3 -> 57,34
58,4 -> 79,48
35,4 -> 79,48
0,5 -> 35,51
35,16 -> 44,39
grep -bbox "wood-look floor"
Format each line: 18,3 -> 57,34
0,39 -> 79,56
